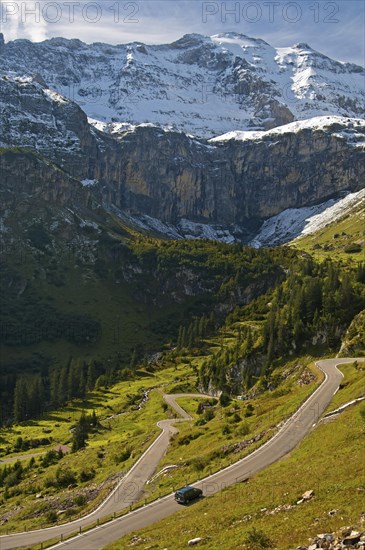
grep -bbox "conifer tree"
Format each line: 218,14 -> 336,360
58,365 -> 69,405
67,361 -> 77,400
79,363 -> 86,398
177,325 -> 184,349
29,375 -> 45,417
181,326 -> 187,348
188,325 -> 194,348
13,378 -> 28,422
129,349 -> 137,370
91,410 -> 97,428
355,262 -> 365,283
50,370 -> 60,408
72,411 -> 89,452
198,316 -> 205,339
86,362 -> 96,391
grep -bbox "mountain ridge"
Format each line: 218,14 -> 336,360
1,32 -> 364,138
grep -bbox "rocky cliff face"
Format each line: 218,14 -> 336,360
0,149 -> 85,208
338,310 -> 365,357
112,119 -> 365,230
1,76 -> 364,241
0,75 -> 111,180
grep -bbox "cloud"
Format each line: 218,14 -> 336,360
1,1 -> 48,42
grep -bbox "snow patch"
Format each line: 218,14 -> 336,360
43,87 -> 67,104
79,219 -> 99,230
109,207 -> 237,243
80,178 -> 98,187
250,189 -> 365,247
210,116 -> 365,143
178,218 -> 235,243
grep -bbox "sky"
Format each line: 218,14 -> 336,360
0,0 -> 364,65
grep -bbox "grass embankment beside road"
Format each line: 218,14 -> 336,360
325,361 -> 365,413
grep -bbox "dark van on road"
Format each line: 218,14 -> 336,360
175,486 -> 203,504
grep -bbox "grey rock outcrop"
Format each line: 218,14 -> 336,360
110,121 -> 365,231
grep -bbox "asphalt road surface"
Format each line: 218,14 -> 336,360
0,452 -> 44,465
0,358 -> 362,550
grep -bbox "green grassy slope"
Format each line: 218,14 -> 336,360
105,366 -> 365,550
292,197 -> 365,264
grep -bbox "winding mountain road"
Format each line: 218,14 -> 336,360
0,358 -> 363,550
0,452 -> 44,465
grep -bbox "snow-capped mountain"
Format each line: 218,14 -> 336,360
0,32 -> 364,137
1,32 -> 364,247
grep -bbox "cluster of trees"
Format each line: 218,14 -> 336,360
199,259 -> 364,394
13,436 -> 51,452
45,465 -> 95,491
72,410 -> 98,452
0,266 -> 101,347
48,360 -> 97,408
176,313 -> 216,350
0,455 -> 50,498
13,375 -> 46,422
10,359 -> 99,424
264,259 -> 365,361
199,324 -> 257,392
355,262 -> 365,283
141,240 -> 276,276
131,239 -> 282,308
42,449 -> 63,467
1,346 -> 144,427
0,448 -> 95,501
1,311 -> 101,347
0,460 -> 25,490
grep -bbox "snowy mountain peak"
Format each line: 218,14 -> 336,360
1,33 -> 364,138
171,33 -> 209,48
211,32 -> 269,44
1,67 -> 364,248
293,42 -> 313,51
47,36 -> 84,49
